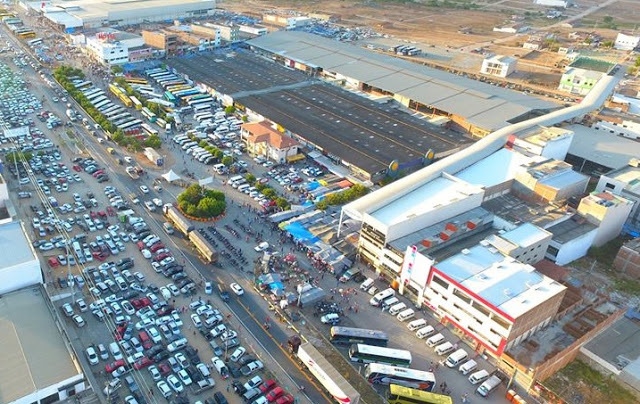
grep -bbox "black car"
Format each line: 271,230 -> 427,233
218,284 -> 230,302
146,345 -> 163,357
232,380 -> 246,395
213,392 -> 228,404
119,261 -> 134,271
237,356 -> 256,367
152,350 -> 170,363
184,346 -> 200,365
116,258 -> 133,267
227,363 -> 242,378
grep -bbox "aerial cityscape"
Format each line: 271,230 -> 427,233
1,0 -> 640,404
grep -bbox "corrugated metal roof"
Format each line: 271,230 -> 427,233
249,31 -> 559,131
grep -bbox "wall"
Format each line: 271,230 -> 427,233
578,195 -> 634,246
0,180 -> 8,208
548,227 -> 597,265
614,243 -> 640,279
0,259 -> 42,295
595,119 -> 640,141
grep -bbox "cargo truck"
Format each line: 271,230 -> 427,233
288,335 -> 361,404
188,229 -> 217,264
162,205 -> 194,235
143,147 -> 163,166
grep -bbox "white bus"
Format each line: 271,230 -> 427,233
193,103 -> 212,112
195,113 -> 214,122
365,363 -> 436,392
27,38 -> 43,47
349,344 -> 412,367
118,119 -> 142,131
94,99 -> 111,110
141,123 -> 159,136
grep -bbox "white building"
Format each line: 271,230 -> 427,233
594,118 -> 640,141
239,25 -> 268,36
614,32 -> 640,51
422,242 -> 566,356
481,55 -> 517,78
85,29 -> 146,65
534,0 -> 573,8
512,126 -> 574,161
485,223 -> 553,264
577,191 -> 635,246
0,221 -> 41,295
33,0 -> 215,31
0,287 -> 87,404
545,214 -> 598,265
595,159 -> 640,235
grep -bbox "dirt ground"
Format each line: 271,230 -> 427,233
583,0 -> 640,28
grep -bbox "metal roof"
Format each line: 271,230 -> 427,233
248,31 -> 559,131
566,124 -> 640,170
0,222 -> 36,269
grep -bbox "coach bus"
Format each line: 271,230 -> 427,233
387,385 -> 453,404
27,38 -> 43,47
141,123 -> 159,136
118,119 -> 142,131
125,77 -> 148,85
164,91 -> 178,104
365,364 -> 436,392
130,96 -> 142,110
330,326 -> 389,346
349,344 -> 412,367
141,107 -> 157,123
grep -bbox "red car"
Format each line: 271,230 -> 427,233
153,252 -> 171,262
131,298 -> 151,309
149,243 -> 165,253
48,257 -> 59,268
93,251 -> 108,261
158,362 -> 171,376
276,395 -> 294,404
259,380 -> 277,393
105,359 -> 125,373
72,165 -> 83,172
90,211 -> 97,218
107,207 -> 115,216
266,387 -> 285,402
138,331 -> 153,349
136,241 -> 145,251
92,170 -> 105,178
133,356 -> 152,370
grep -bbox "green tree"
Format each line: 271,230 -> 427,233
127,137 -> 143,152
275,197 -> 289,210
244,173 -> 256,184
222,156 -> 233,166
199,140 -> 209,148
255,183 -> 266,191
214,149 -> 225,160
241,116 -> 248,122
144,135 -> 162,149
224,105 -> 236,114
177,184 -> 203,205
204,189 -> 225,201
110,65 -> 124,74
262,188 -> 276,200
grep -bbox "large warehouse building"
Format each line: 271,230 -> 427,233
247,31 -> 559,136
26,0 -> 215,31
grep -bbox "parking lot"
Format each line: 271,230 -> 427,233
237,82 -> 470,176
166,51 -> 310,96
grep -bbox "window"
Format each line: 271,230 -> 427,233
452,288 -> 472,304
430,275 -> 448,290
492,315 -> 511,330
547,245 -> 559,258
605,182 -> 615,190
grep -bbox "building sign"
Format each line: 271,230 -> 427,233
400,245 -> 433,290
96,32 -> 116,41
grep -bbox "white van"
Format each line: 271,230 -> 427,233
214,164 -> 226,174
388,302 -> 407,316
445,348 -> 468,367
469,369 -> 490,385
476,374 -> 501,396
360,278 -> 374,291
435,341 -> 454,356
426,333 -> 445,347
229,175 -> 243,184
397,308 -> 415,322
382,296 -> 399,309
238,184 -> 250,192
407,318 -> 427,331
370,288 -> 395,306
416,325 -> 435,339
459,359 -> 478,375
232,179 -> 246,189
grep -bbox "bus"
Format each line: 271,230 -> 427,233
86,91 -> 105,102
27,38 -> 42,47
131,85 -> 154,93
125,77 -> 148,85
98,103 -> 115,112
365,364 -> 436,392
141,123 -> 159,136
387,384 -> 453,404
166,84 -> 190,92
188,97 -> 214,107
74,81 -> 92,90
17,31 -> 36,39
175,89 -> 200,98
195,113 -> 214,122
164,91 -> 177,104
330,327 -> 389,346
90,95 -> 107,105
94,99 -> 111,110
141,107 -> 157,123
146,68 -> 166,76
130,96 -> 142,110
185,94 -> 210,103
118,119 -> 142,131
349,344 -> 412,367
108,112 -> 130,122
193,103 -> 212,112
105,108 -> 125,117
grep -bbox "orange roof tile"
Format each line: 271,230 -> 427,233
243,122 -> 299,150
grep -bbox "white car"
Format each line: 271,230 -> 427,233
167,374 -> 184,392
152,198 -> 163,207
157,381 -> 171,398
141,249 -> 152,259
191,313 -> 202,328
230,283 -> 244,296
148,365 -> 162,381
230,347 -> 246,362
254,242 -> 269,252
144,201 -> 156,212
140,185 -> 149,194
177,369 -> 192,386
85,346 -> 99,365
167,283 -> 180,296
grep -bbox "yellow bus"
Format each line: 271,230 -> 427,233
18,31 -> 36,39
387,384 -> 454,404
124,77 -> 148,85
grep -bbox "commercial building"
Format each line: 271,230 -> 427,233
595,159 -> 640,235
0,221 -> 42,295
534,0 -> 573,7
511,159 -> 589,203
202,23 -> 239,42
241,122 -> 300,163
247,31 -> 558,136
593,116 -> 640,141
480,55 -> 517,78
142,30 -> 178,56
423,241 -> 566,355
32,0 -> 215,31
558,57 -> 614,96
85,29 -> 148,65
544,215 -> 598,265
615,32 -> 640,51
577,191 -> 634,246
239,25 -> 268,37
564,123 -> 640,175
167,24 -> 221,51
0,287 -> 87,404
614,238 -> 640,279
511,126 -> 574,161
262,14 -> 312,30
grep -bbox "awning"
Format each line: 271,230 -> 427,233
161,170 -> 181,183
286,153 -> 306,163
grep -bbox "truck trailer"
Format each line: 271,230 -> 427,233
162,204 -> 194,236
188,229 -> 218,264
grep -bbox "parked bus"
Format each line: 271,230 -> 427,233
164,91 -> 178,104
94,99 -> 110,110
86,92 -> 105,102
184,94 -> 210,103
98,103 -> 115,112
27,38 -> 43,47
141,123 -> 159,136
147,68 -> 168,76
166,84 -> 190,92
175,89 -> 200,98
330,326 -> 389,346
73,81 -> 92,90
130,96 -> 142,110
188,97 -> 214,107
131,85 -> 154,93
138,90 -> 162,99
193,103 -> 212,112
141,107 -> 157,123
105,108 -> 125,117
387,384 -> 453,404
125,77 -> 148,85
195,113 -> 214,122
349,344 -> 412,367
118,119 -> 142,131
365,364 -> 436,391
108,112 -> 130,122
90,95 -> 107,105
17,31 -> 36,39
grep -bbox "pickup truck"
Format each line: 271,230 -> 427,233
125,166 -> 139,180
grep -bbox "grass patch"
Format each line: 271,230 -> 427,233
587,237 -> 625,267
546,360 -> 636,404
614,278 -> 640,295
